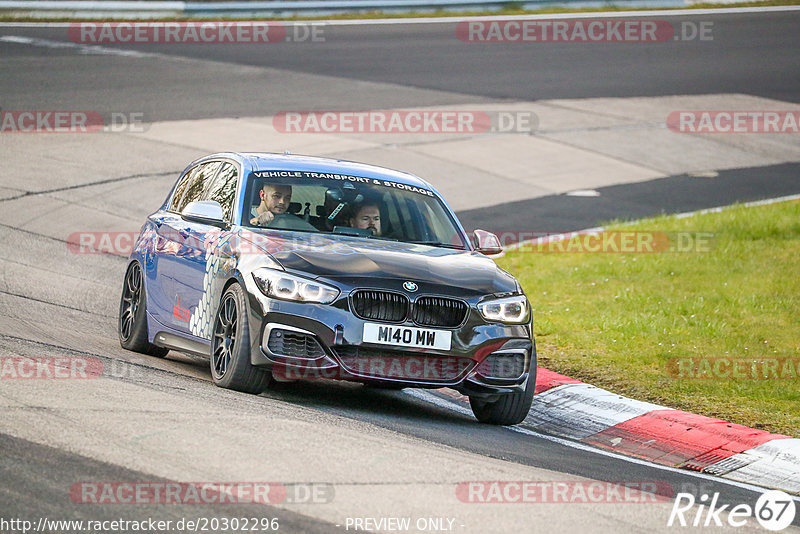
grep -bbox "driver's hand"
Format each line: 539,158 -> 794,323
251,210 -> 275,226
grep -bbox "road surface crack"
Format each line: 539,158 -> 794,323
0,289 -> 107,316
0,170 -> 177,203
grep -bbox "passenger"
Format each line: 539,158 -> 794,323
349,202 -> 381,236
250,183 -> 292,226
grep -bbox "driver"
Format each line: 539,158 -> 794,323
349,202 -> 381,236
250,183 -> 292,226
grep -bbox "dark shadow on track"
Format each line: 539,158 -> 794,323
457,163 -> 800,237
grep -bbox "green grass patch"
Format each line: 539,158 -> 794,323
497,199 -> 800,437
1,0 -> 799,22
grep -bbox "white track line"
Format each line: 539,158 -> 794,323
0,34 -> 166,57
508,193 -> 800,251
672,193 -> 800,219
0,5 -> 799,27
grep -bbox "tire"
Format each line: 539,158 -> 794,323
118,261 -> 169,358
469,356 -> 537,426
210,283 -> 271,394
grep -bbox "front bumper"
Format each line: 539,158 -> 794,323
243,283 -> 535,398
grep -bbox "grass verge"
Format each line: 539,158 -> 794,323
497,199 -> 800,437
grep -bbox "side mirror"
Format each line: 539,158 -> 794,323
181,201 -> 227,228
473,229 -> 503,256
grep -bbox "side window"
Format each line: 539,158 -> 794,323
169,167 -> 199,212
203,162 -> 238,222
169,161 -> 224,214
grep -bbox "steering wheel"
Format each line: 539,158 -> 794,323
266,213 -> 317,232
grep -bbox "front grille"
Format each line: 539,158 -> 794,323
267,329 -> 326,359
351,290 -> 468,327
413,297 -> 468,327
475,352 -> 526,379
351,290 -> 408,322
335,346 -> 474,382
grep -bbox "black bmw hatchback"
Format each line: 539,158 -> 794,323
119,152 -> 536,425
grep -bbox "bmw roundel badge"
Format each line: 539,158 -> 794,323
403,281 -> 418,292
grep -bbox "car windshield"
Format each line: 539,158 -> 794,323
241,171 -> 468,249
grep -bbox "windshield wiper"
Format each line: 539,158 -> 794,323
331,227 -> 398,241
332,228 -> 367,237
408,240 -> 465,250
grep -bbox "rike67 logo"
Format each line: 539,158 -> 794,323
668,490 -> 796,531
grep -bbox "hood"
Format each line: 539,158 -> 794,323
238,229 -> 518,295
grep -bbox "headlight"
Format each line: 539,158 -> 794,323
252,269 -> 339,304
478,295 -> 529,324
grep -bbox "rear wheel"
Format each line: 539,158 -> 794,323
118,261 -> 169,358
469,358 -> 536,425
210,283 -> 270,394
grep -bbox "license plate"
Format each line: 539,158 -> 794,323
362,323 -> 452,350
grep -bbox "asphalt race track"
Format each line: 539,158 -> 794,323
1,8 -> 800,533
1,11 -> 800,116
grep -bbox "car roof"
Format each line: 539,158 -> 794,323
201,152 -> 436,191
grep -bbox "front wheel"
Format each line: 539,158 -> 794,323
469,357 -> 536,426
118,261 -> 168,358
210,283 -> 270,394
